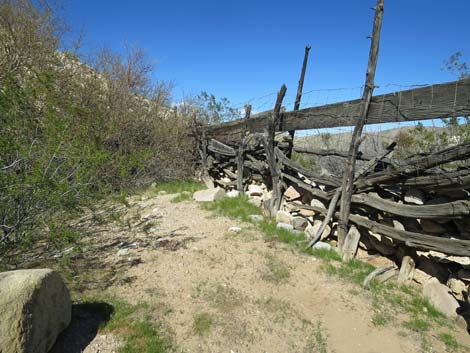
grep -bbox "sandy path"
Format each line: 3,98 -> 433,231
94,193 -> 469,353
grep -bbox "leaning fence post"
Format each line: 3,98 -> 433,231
237,105 -> 252,193
287,45 -> 311,158
337,0 -> 384,254
264,84 -> 287,217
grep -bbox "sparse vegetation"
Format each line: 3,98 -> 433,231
262,252 -> 291,284
85,298 -> 174,353
193,312 -> 213,335
154,181 -> 205,195
438,332 -> 461,352
202,195 -> 262,222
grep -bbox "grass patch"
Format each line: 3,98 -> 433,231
262,253 -> 291,284
438,332 -> 460,352
403,317 -> 431,333
193,312 -> 213,335
93,298 -> 174,353
170,192 -> 192,203
154,180 -> 204,195
202,195 -> 261,222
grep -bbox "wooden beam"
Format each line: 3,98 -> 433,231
264,85 -> 287,217
207,78 -> 470,142
300,204 -> 470,257
275,147 -> 340,187
338,0 -> 384,253
237,105 -> 251,192
293,146 -> 374,161
207,139 -> 236,157
286,45 -> 311,157
355,142 -> 470,191
351,193 -> 470,219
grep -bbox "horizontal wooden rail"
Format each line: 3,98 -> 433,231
208,79 -> 470,142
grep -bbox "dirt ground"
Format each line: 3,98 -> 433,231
55,192 -> 470,353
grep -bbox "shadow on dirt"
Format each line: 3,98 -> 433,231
50,302 -> 114,353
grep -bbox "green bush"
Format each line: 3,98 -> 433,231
0,0 -> 195,257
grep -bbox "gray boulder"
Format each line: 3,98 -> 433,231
193,187 -> 225,202
0,269 -> 72,353
423,278 -> 460,318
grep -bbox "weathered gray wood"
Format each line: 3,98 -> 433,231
207,78 -> 470,142
237,105 -> 252,192
355,142 -> 470,191
223,168 -> 237,179
363,265 -> 397,289
338,0 -> 384,252
287,45 -> 311,157
307,142 -> 396,249
208,139 -> 237,157
281,173 -> 329,201
398,256 -> 415,283
342,225 -> 362,261
264,85 -> 287,217
402,169 -> 470,190
275,147 -> 340,187
293,146 -> 374,161
301,203 -> 470,256
351,193 -> 470,219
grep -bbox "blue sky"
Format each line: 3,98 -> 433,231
64,0 -> 469,116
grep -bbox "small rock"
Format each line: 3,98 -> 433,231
298,208 -> 315,217
276,210 -> 292,225
117,248 -> 130,256
392,220 -> 405,231
248,197 -> 262,207
305,221 -> 331,241
158,190 -> 167,196
312,241 -> 332,251
284,186 -> 302,201
276,223 -> 294,231
248,215 -> 264,223
310,198 -> 326,209
229,227 -> 242,233
428,251 -> 470,267
247,184 -> 263,197
404,189 -> 426,205
447,278 -> 467,297
423,278 -> 460,318
193,187 -> 226,202
292,216 -> 308,231
226,190 -> 240,198
413,268 -> 433,285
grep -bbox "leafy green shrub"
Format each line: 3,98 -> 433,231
0,0 -> 195,257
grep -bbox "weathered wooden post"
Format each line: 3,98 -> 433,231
264,84 -> 287,217
287,45 -> 311,158
237,105 -> 252,193
337,0 -> 384,254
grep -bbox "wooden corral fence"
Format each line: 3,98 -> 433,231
192,0 -> 470,284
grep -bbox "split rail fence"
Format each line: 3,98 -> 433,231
191,0 -> 470,281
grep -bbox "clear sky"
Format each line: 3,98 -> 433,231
64,0 -> 470,114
